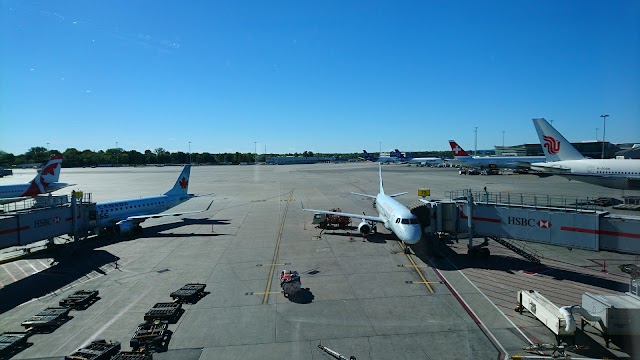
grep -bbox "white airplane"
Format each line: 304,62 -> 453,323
394,149 -> 445,167
303,163 -> 422,246
448,140 -> 545,170
0,155 -> 72,205
95,164 -> 212,234
530,118 -> 640,190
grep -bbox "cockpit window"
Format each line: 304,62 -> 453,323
401,218 -> 419,225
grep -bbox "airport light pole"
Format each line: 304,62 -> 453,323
46,142 -> 50,152
473,127 -> 478,156
600,114 -> 609,159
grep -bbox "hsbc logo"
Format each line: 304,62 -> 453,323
34,216 -> 63,228
507,216 -> 552,229
537,220 -> 552,228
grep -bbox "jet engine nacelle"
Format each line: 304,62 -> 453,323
115,220 -> 135,234
357,221 -> 372,235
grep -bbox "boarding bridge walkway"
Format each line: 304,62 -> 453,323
0,192 -> 96,251
410,190 -> 640,255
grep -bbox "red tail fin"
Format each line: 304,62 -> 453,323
448,140 -> 469,157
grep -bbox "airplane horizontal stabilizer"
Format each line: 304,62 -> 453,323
350,192 -> 376,199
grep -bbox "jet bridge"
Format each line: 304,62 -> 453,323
0,192 -> 96,251
410,189 -> 640,255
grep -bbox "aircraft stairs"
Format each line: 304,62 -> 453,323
488,236 -> 541,264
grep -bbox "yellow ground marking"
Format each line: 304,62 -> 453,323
263,190 -> 293,304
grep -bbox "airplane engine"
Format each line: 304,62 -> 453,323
115,220 -> 135,234
357,221 -> 372,235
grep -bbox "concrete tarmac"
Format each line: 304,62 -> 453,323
0,163 -> 638,359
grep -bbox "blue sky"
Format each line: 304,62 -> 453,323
1,1 -> 638,155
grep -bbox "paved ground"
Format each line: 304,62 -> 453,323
0,163 -> 638,359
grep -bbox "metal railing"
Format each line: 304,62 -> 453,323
445,189 -> 604,212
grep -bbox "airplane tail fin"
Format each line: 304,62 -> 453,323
23,155 -> 64,196
164,164 -> 192,196
378,163 -> 385,195
532,118 -> 585,162
37,155 -> 63,183
394,149 -> 407,160
448,140 -> 470,157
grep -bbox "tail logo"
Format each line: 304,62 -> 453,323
179,177 -> 188,189
41,163 -> 59,176
543,136 -> 560,155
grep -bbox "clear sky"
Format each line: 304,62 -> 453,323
1,1 -> 638,155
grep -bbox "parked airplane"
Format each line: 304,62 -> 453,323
394,149 -> 445,167
361,150 -> 400,163
530,118 -> 640,190
0,155 -> 71,205
95,164 -> 212,234
448,140 -> 545,170
303,163 -> 422,247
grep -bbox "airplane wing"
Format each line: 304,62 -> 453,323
388,192 -> 408,198
125,200 -> 214,222
302,208 -> 384,223
350,192 -> 376,199
529,163 -> 571,174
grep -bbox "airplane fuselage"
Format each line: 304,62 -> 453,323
96,194 -> 193,228
374,193 -> 422,244
0,182 -> 70,199
530,159 -> 640,190
452,155 -> 545,169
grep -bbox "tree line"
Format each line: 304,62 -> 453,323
0,147 -> 361,167
0,147 -> 452,168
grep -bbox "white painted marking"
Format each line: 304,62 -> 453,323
2,264 -> 18,282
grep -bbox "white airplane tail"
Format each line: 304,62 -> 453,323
532,118 -> 585,162
378,163 -> 385,195
164,164 -> 191,196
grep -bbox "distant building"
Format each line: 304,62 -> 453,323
495,141 -> 624,159
265,156 -> 335,165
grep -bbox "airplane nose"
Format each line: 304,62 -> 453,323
401,226 -> 422,244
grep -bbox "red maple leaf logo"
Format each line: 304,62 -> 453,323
179,177 -> 188,189
41,163 -> 58,176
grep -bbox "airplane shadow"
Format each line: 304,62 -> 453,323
135,218 -> 232,239
315,227 -> 390,244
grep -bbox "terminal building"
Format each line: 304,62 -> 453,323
494,141 -> 634,159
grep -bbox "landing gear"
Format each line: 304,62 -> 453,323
403,242 -> 412,254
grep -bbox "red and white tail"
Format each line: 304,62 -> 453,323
23,155 -> 64,196
448,140 -> 470,157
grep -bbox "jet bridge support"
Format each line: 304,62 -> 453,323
410,189 -> 640,255
0,192 -> 96,252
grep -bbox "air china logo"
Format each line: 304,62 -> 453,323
543,136 -> 560,155
179,177 -> 188,189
